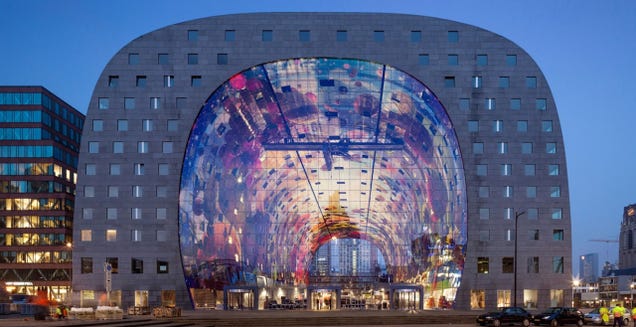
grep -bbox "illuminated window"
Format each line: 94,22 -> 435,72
106,229 -> 117,242
81,230 -> 92,241
477,257 -> 489,274
157,260 -> 169,274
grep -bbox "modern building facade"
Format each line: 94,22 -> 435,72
0,86 -> 84,302
580,253 -> 599,283
71,13 -> 571,311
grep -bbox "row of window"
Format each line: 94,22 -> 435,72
151,29 -> 483,48
477,229 -> 565,242
470,289 -> 563,310
92,118 -> 179,132
0,146 -> 78,167
0,163 -> 72,179
80,257 -> 169,274
85,162 -> 170,177
0,198 -> 73,211
478,208 -> 563,220
0,180 -> 72,194
84,141 -> 171,157
469,120 -> 553,133
0,233 -> 70,246
82,207 -> 167,220
80,229 -> 169,243
476,185 -> 562,199
476,256 -> 565,274
98,96 -> 190,110
0,250 -> 71,264
0,216 -> 70,229
0,92 -> 84,129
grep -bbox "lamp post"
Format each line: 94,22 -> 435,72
513,210 -> 525,307
572,278 -> 580,307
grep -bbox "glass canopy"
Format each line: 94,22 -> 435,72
179,58 -> 466,303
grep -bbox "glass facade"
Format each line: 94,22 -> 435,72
179,58 -> 467,306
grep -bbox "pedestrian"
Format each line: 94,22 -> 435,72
55,306 -> 62,320
631,306 -> 636,327
612,303 -> 625,327
601,306 -> 610,325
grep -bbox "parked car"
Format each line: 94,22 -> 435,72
533,307 -> 584,326
476,306 -> 533,326
584,307 -> 630,326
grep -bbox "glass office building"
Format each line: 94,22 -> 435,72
72,13 -> 571,311
0,86 -> 84,303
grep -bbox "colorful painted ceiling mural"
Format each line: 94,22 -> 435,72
179,58 -> 466,290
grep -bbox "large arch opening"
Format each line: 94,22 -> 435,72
178,58 -> 467,310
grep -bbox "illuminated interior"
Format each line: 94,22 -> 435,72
179,58 -> 467,305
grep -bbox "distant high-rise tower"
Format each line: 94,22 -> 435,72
0,86 -> 84,302
579,253 -> 599,283
619,204 -> 636,269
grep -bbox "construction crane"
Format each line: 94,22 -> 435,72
589,239 -> 619,264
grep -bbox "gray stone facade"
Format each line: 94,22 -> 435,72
72,12 -> 571,310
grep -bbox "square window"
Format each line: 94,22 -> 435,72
88,141 -> 99,154
157,230 -> 168,242
81,229 -> 92,241
550,186 -> 561,198
477,257 -> 489,274
517,121 -> 528,132
217,53 -> 228,65
117,120 -> 128,131
158,53 -> 169,65
142,119 -> 153,132
108,186 -> 118,198
113,141 -> 124,153
536,98 -> 547,110
479,208 -> 489,220
472,76 -> 482,88
528,257 -> 539,273
162,142 -> 173,153
373,30 -> 384,42
191,76 -> 201,87
98,97 -> 109,109
93,119 -> 104,132
128,53 -> 139,65
150,97 -> 161,109
109,163 -> 120,175
506,54 -> 517,66
138,141 -> 149,153
499,76 -> 510,88
459,98 -> 469,110
81,257 -> 93,274
225,30 -> 235,41
501,164 -> 512,176
176,97 -> 187,109
85,164 -> 96,176
136,76 -> 146,87
187,53 -> 198,65
478,186 -> 489,198
410,30 -> 421,42
133,185 -> 143,197
473,142 -> 484,154
448,54 -> 458,65
108,76 -> 119,88
157,208 -> 167,220
503,186 -> 513,198
552,208 -> 563,219
502,257 -> 514,273
82,208 -> 93,219
132,258 -> 144,274
553,230 -> 564,241
299,30 -> 310,42
485,98 -> 496,110
493,120 -> 503,132
548,164 -> 560,176
418,54 -> 429,65
336,30 -> 347,42
124,97 -> 135,109
156,186 -> 167,198
106,229 -> 117,241
529,229 -> 539,240
476,54 -> 488,66
262,30 -> 273,42
526,186 -> 537,198
527,208 -> 538,219
448,31 -> 459,42
157,260 -> 169,274
498,142 -> 508,154
476,164 -> 487,176
524,164 -> 536,176
521,142 -> 533,154
158,163 -> 169,175
132,230 -> 142,242
444,76 -> 455,88
552,257 -> 564,273
479,230 -> 490,241
84,186 -> 95,198
164,75 -> 174,88
132,208 -> 142,220
542,120 -> 553,132
187,29 -> 198,41
134,163 -> 145,175
526,76 -> 537,88
468,120 -> 479,132
106,258 -> 118,274
510,98 -> 521,110
167,120 -> 178,132
107,208 -> 117,220
546,142 -> 557,154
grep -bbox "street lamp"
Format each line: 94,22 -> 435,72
572,278 -> 580,307
513,210 -> 525,307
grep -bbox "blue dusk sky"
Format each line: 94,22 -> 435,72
1,0 -> 635,277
